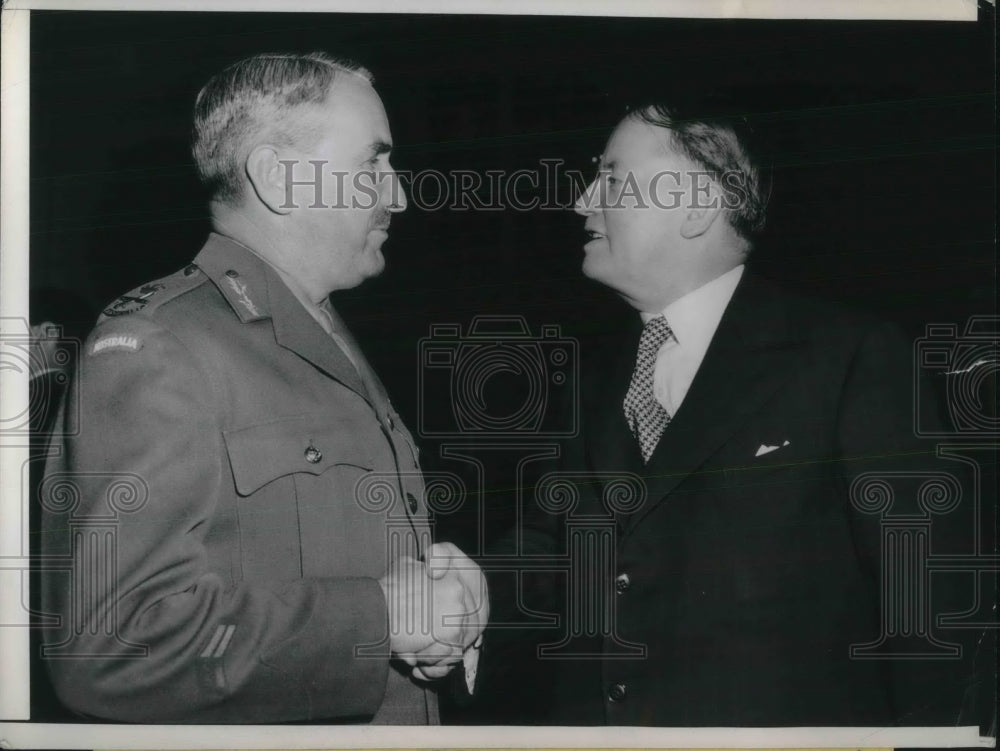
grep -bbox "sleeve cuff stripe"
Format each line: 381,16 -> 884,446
200,624 -> 227,659
213,624 -> 236,658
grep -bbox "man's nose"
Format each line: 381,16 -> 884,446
574,179 -> 599,216
386,170 -> 407,212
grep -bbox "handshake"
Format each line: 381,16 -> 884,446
378,542 -> 489,685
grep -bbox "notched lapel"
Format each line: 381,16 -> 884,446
268,278 -> 370,400
194,232 -> 379,411
586,318 -> 646,483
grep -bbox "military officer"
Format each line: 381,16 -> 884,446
40,52 -> 487,724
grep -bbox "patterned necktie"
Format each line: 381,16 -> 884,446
623,315 -> 675,463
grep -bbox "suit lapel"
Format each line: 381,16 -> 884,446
615,273 -> 806,532
585,316 -> 645,483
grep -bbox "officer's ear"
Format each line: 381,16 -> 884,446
245,145 -> 293,215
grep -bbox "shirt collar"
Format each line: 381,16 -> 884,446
640,264 -> 745,349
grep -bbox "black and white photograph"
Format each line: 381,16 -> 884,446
0,1 -> 996,748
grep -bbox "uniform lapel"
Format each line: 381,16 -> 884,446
323,302 -> 393,418
194,233 -> 370,400
267,280 -> 370,400
620,273 -> 805,532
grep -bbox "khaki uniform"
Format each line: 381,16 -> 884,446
41,233 -> 436,724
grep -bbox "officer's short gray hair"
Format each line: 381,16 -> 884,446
192,52 -> 374,204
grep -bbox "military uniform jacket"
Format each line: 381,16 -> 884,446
41,233 -> 437,724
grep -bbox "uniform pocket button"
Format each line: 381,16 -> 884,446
304,445 -> 322,463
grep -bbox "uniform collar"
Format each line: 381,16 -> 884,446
193,232 -> 370,397
193,232 -> 273,323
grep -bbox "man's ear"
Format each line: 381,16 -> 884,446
245,145 -> 292,215
680,180 -> 724,239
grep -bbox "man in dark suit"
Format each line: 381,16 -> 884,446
488,102 -> 976,726
40,52 -> 486,724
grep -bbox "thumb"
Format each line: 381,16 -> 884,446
425,542 -> 456,580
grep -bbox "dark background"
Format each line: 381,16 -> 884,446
28,6 -> 996,726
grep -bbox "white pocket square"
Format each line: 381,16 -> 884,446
755,440 -> 790,457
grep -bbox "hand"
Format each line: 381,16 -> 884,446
410,543 -> 489,684
425,542 -> 489,648
377,554 -> 470,678
411,635 -> 483,683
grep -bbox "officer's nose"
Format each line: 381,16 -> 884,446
386,168 -> 407,213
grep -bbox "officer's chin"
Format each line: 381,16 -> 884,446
362,240 -> 387,278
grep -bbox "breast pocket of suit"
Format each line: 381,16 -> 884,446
223,414 -> 391,583
708,442 -> 842,608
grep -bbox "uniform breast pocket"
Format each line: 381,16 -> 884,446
223,414 -> 386,583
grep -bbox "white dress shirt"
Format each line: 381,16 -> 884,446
640,264 -> 744,416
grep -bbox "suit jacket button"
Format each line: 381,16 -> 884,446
615,572 -> 631,594
184,264 -> 198,276
406,492 -> 418,514
225,269 -> 239,278
304,445 -> 322,463
608,683 -> 627,702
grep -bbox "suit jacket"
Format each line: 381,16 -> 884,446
40,233 -> 437,724
501,271 -> 975,726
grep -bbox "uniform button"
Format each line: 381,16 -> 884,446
225,269 -> 239,277
304,444 -> 322,463
406,492 -> 418,514
615,572 -> 631,594
387,415 -> 395,430
184,264 -> 198,276
608,683 -> 627,702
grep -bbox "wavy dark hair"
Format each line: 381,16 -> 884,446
627,101 -> 772,241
